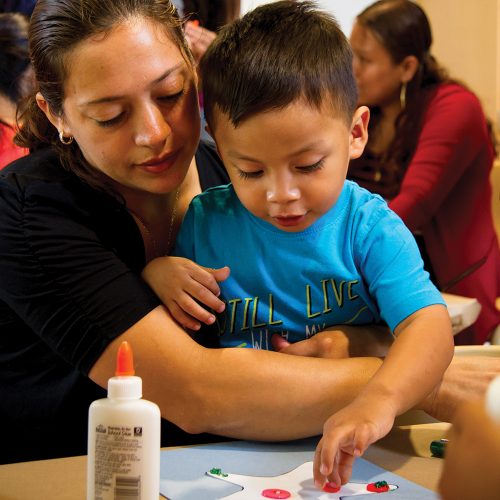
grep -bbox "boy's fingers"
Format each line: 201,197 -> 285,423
202,265 -> 230,283
168,301 -> 201,331
185,281 -> 226,313
188,266 -> 222,295
313,441 -> 326,488
175,295 -> 217,326
314,436 -> 342,489
337,452 -> 356,485
319,435 -> 341,479
352,426 -> 371,456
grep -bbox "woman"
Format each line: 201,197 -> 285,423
0,0 -> 496,465
0,0 -> 381,464
348,0 -> 500,345
0,12 -> 31,167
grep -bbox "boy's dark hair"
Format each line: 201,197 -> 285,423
200,0 -> 358,130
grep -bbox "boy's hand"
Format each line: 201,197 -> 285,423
313,395 -> 397,489
142,256 -> 230,330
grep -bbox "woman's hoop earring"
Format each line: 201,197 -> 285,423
400,82 -> 407,111
59,130 -> 74,145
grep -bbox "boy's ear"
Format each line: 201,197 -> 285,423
36,92 -> 69,135
349,106 -> 370,160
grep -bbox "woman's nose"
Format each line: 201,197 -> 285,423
134,104 -> 171,147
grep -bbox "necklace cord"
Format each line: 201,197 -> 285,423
128,187 -> 180,259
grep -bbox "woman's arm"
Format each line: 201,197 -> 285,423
273,328 -> 500,424
89,305 -> 383,441
389,85 -> 493,231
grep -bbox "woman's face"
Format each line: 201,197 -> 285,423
57,17 -> 200,196
350,21 -> 404,109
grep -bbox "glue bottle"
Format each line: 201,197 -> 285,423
486,375 -> 500,423
87,341 -> 161,500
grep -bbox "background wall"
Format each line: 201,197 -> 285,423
419,0 -> 499,134
240,0 -> 373,33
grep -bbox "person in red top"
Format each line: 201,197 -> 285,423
348,0 -> 500,345
0,12 -> 31,168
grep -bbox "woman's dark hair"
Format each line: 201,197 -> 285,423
200,0 -> 358,131
0,12 -> 31,106
16,0 -> 193,192
354,0 -> 452,195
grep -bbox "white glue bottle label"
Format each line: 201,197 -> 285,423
87,341 -> 161,500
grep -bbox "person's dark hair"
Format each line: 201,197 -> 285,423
352,0 -> 450,194
0,12 -> 30,107
200,0 -> 358,131
183,0 -> 240,32
16,0 -> 193,193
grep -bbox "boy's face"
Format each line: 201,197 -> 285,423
210,99 -> 369,232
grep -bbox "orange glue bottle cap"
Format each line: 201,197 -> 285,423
108,341 -> 142,399
115,340 -> 135,376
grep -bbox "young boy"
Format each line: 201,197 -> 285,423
166,0 -> 453,489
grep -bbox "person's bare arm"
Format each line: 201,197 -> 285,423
273,322 -> 500,424
89,305 -> 383,441
312,304 -> 454,487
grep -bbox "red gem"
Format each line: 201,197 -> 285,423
367,481 -> 390,493
323,482 -> 341,493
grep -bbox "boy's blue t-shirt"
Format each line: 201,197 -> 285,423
174,181 -> 445,349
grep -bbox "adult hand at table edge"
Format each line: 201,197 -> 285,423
421,355 -> 500,423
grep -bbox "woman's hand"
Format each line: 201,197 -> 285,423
142,256 -> 230,330
271,325 -> 392,359
422,354 -> 500,423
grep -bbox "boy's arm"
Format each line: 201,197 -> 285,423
360,303 -> 454,416
314,303 -> 453,488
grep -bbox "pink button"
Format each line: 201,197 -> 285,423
261,488 -> 292,499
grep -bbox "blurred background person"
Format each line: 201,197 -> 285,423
0,0 -> 37,17
179,1 -> 241,141
0,12 -> 32,167
179,0 -> 241,63
347,0 -> 499,345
